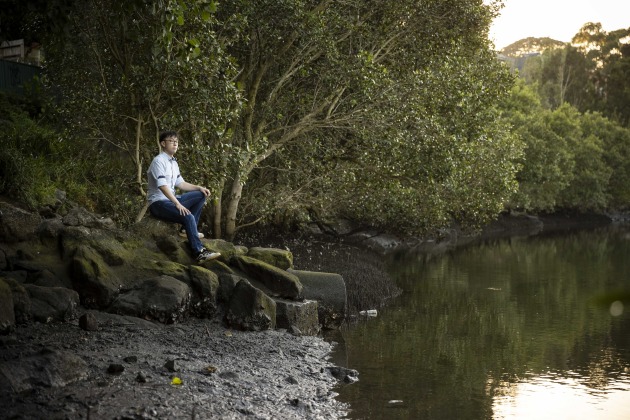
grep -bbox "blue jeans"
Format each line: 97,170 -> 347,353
149,191 -> 206,254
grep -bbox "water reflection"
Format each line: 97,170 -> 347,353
493,373 -> 630,419
334,226 -> 630,419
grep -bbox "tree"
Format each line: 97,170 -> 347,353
552,104 -> 611,210
581,111 -> 630,208
571,23 -> 630,126
43,0 -> 240,223
524,46 -> 596,111
500,81 -> 573,211
600,39 -> 630,127
214,0 -> 518,238
40,0 -> 520,237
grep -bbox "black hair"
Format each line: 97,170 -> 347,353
159,130 -> 178,143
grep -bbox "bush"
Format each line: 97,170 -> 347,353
0,95 -> 60,208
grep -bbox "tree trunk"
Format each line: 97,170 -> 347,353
135,202 -> 149,223
134,113 -> 145,196
212,184 -> 223,239
224,177 -> 244,241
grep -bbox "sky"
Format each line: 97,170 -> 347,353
486,0 -> 630,50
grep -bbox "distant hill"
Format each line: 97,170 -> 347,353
501,37 -> 566,57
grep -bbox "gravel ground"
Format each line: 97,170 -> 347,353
0,312 -> 349,419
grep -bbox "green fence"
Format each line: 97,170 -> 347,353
0,59 -> 41,96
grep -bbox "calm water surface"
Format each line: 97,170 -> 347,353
332,226 -> 630,419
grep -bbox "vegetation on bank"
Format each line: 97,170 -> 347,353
1,1 -> 630,240
502,22 -> 630,213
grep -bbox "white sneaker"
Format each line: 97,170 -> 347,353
179,229 -> 204,239
196,249 -> 221,262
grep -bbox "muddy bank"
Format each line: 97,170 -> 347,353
1,311 -> 351,419
238,232 -> 401,315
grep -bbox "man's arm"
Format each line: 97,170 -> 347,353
178,181 -> 210,197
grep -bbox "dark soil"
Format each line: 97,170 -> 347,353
1,312 -> 349,419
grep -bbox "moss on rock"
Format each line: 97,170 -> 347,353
247,247 -> 294,270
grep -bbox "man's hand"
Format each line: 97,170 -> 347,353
198,186 -> 210,197
176,202 -> 191,216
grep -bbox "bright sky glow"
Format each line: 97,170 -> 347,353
486,0 -> 630,50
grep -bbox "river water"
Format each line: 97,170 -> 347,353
332,226 -> 630,419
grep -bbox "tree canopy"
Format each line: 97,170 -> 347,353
2,0 -> 519,238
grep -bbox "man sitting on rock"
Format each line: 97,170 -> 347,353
147,130 -> 220,262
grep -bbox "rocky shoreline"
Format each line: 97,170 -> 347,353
1,192 -> 620,420
0,195 -> 374,420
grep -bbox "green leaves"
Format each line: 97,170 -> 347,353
39,0 -> 525,236
501,81 -> 630,212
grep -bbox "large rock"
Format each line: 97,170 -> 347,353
60,225 -> 92,258
232,255 -> 303,300
23,284 -> 80,323
132,215 -> 178,238
226,280 -> 276,331
85,236 -> 130,266
288,269 -> 347,329
61,226 -> 130,266
217,273 -> 246,303
274,298 -> 319,336
69,245 -> 121,308
132,258 -> 190,285
201,239 -> 239,261
247,247 -> 294,270
62,206 -> 115,229
187,265 -> 220,318
107,275 -> 191,324
0,248 -> 7,270
0,201 -> 41,243
0,279 -> 15,334
0,349 -> 88,394
36,217 -> 65,246
31,269 -> 69,288
2,277 -> 31,324
155,235 -> 190,264
199,258 -> 234,275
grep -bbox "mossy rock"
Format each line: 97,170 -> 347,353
131,216 -> 178,238
246,247 -> 293,270
226,279 -> 276,331
69,245 -> 121,309
232,255 -> 302,300
60,226 -> 93,259
0,279 -> 16,333
131,258 -> 190,284
198,259 -> 234,274
217,273 -> 246,303
90,237 -> 132,266
200,239 -> 238,260
108,275 -> 191,324
1,277 -> 31,324
234,245 -> 248,256
187,265 -> 220,318
154,235 -> 190,265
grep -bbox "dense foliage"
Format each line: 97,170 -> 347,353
1,0 -> 521,238
4,2 -> 629,237
504,23 -> 630,213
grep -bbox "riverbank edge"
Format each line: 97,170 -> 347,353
328,211 -> 621,257
0,209 -> 622,419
